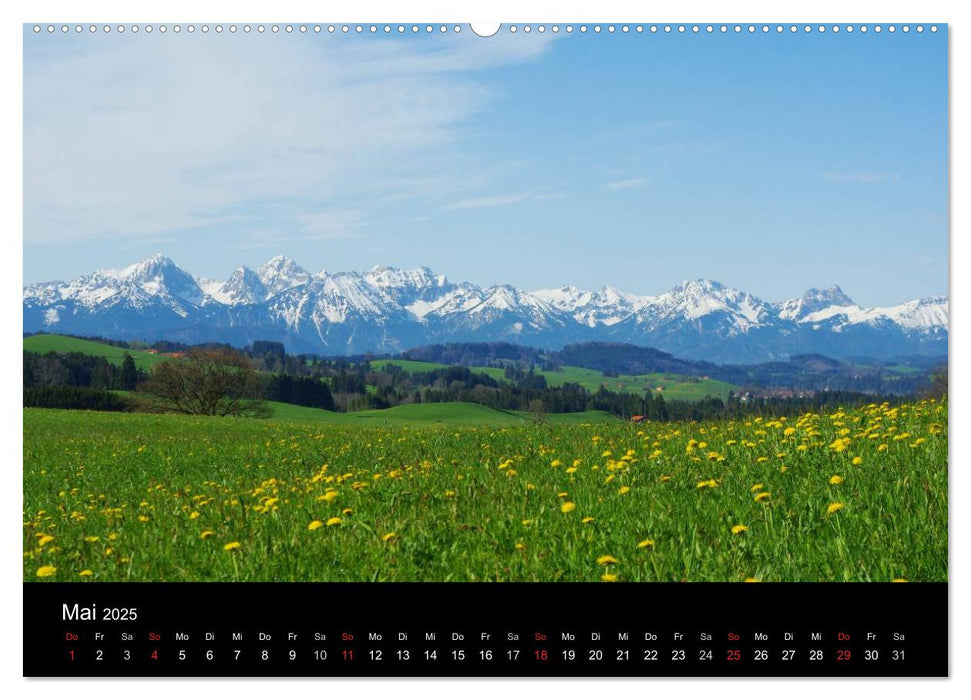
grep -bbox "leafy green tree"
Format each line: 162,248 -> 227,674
119,353 -> 138,390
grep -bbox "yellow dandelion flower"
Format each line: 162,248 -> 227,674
637,539 -> 655,549
514,543 -> 525,551
829,438 -> 850,453
557,491 -> 569,498
308,520 -> 324,531
36,565 -> 57,578
744,577 -> 760,582
731,524 -> 748,535
826,502 -> 844,515
601,573 -> 619,582
326,517 -> 342,526
381,532 -> 397,542
750,483 -> 764,492
596,555 -> 619,565
79,570 -> 93,578
189,511 -> 200,519
581,516 -> 595,524
618,485 -> 631,495
38,535 -> 55,547
223,541 -> 241,551
754,492 -> 771,502
521,519 -> 533,526
550,459 -> 563,468
892,578 -> 908,583
83,536 -> 99,543
829,475 -> 844,485
342,508 -> 353,515
659,475 -> 672,482
565,467 -> 577,474
852,456 -> 863,465
443,490 -> 456,498
560,501 -> 576,513
200,530 -> 215,539
137,515 -> 150,523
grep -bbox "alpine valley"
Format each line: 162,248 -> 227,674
23,254 -> 948,364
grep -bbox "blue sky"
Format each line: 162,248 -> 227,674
23,26 -> 947,306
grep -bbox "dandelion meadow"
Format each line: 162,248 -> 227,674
23,400 -> 947,583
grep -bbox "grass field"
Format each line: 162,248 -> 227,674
268,400 -> 618,426
24,400 -> 947,583
370,359 -> 735,401
538,366 -> 735,401
24,334 -> 165,370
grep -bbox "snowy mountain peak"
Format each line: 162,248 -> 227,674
118,253 -> 180,280
801,285 -> 856,309
532,284 -> 589,307
671,278 -> 727,295
214,266 -> 267,305
366,264 -> 446,288
23,257 -> 948,362
659,279 -> 766,324
257,255 -> 311,297
778,285 -> 859,321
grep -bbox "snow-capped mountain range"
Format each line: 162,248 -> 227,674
23,254 -> 948,363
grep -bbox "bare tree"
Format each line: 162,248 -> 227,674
140,347 -> 265,416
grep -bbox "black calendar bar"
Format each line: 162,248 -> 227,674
24,582 -> 947,677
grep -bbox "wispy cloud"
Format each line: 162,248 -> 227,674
293,210 -> 366,241
824,172 -> 902,184
442,190 -> 560,210
603,177 -> 650,191
24,32 -> 557,245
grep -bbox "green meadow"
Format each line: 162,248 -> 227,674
24,334 -> 165,370
24,399 -> 947,583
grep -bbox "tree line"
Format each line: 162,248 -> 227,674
23,341 -> 931,420
23,348 -> 335,414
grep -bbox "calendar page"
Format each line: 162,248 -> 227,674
21,19 -> 948,678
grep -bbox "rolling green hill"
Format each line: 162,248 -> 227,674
269,401 -> 618,426
370,358 -> 735,401
24,334 -> 166,370
538,366 -> 735,401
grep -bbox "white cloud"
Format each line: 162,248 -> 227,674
24,32 -> 557,245
603,177 -> 650,191
292,210 -> 365,240
442,190 -> 560,210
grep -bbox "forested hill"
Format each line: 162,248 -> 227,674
396,341 -> 941,395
